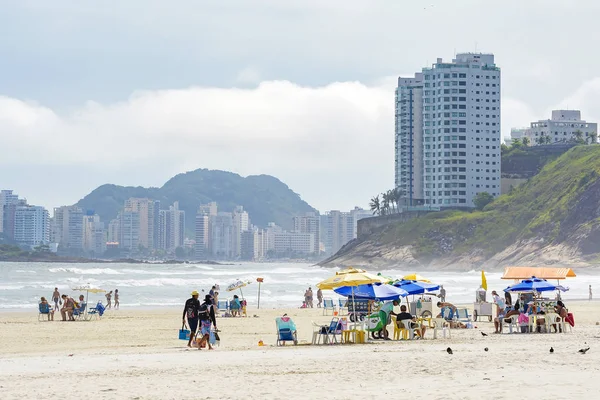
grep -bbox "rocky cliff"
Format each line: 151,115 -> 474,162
323,146 -> 600,271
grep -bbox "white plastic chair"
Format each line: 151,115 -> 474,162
501,315 -> 518,333
432,318 -> 451,339
401,319 -> 417,340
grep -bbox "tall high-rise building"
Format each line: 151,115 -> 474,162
107,218 -> 120,243
158,202 -> 185,252
13,205 -> 50,248
83,214 -> 106,255
124,198 -> 156,250
211,212 -> 233,259
52,206 -> 84,253
0,190 -> 21,234
232,206 -> 249,259
395,53 -> 501,208
320,208 -> 372,256
119,209 -> 140,251
152,200 -> 160,250
194,213 -> 210,259
293,212 -> 320,255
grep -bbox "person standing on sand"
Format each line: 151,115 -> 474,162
197,294 -> 217,350
105,291 -> 113,309
183,291 -> 201,348
317,288 -> 323,308
114,289 -> 120,309
52,288 -> 61,310
439,286 -> 446,302
209,286 -> 216,305
590,285 -> 593,301
307,287 -> 314,308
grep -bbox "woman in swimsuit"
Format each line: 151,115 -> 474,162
114,289 -> 119,309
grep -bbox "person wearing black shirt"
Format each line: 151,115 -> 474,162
183,290 -> 201,348
396,305 -> 427,338
197,294 -> 218,350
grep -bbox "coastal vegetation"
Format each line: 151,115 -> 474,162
329,146 -> 600,267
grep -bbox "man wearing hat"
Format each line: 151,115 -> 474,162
183,290 -> 201,348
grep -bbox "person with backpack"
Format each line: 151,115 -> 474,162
183,290 -> 201,348
197,294 -> 217,350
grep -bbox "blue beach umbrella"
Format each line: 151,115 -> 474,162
334,283 -> 408,301
393,280 -> 440,295
503,277 -> 569,293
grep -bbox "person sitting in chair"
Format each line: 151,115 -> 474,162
39,297 -> 54,321
396,305 -> 426,338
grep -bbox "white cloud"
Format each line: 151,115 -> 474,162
3,77 -> 600,213
0,81 -> 394,212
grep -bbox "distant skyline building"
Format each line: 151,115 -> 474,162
13,205 -> 50,248
124,198 -> 156,250
53,206 -> 84,254
232,206 -> 250,259
0,190 -> 21,234
320,207 -> 372,256
395,52 -> 502,207
293,212 -> 320,255
107,218 -> 120,244
119,209 -> 140,252
518,110 -> 598,145
158,201 -> 185,252
211,212 -> 233,259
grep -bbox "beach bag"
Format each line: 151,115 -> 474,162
209,330 -> 216,345
179,323 -> 191,340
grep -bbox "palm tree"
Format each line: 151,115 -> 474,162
369,195 -> 381,216
381,194 -> 390,216
388,190 -> 398,213
545,135 -> 552,145
393,187 -> 405,211
522,137 -> 530,147
589,132 -> 598,145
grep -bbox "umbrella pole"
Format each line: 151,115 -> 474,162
257,282 -> 261,310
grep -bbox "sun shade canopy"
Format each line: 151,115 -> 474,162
501,267 -> 576,280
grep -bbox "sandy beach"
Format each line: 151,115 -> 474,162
1,302 -> 599,400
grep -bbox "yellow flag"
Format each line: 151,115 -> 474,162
481,270 -> 488,291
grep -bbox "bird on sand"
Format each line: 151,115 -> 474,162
579,347 -> 590,354
447,347 -> 453,354
549,347 -> 554,353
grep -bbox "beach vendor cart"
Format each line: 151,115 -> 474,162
472,271 -> 493,322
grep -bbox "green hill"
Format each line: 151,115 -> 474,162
325,146 -> 600,269
75,170 -> 315,231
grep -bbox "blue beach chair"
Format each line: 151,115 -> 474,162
73,302 -> 87,320
275,316 -> 298,346
323,298 -> 335,316
38,302 -> 52,322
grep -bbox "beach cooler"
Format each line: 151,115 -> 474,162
179,324 -> 191,341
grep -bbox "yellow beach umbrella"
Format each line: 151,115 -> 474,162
402,274 -> 431,283
317,269 -> 385,290
317,269 -> 386,327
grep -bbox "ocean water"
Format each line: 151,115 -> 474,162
0,262 -> 598,311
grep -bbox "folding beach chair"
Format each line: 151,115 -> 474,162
73,303 -> 87,320
217,300 -> 229,312
38,303 -> 51,322
455,308 -> 471,323
276,316 -> 298,346
322,298 -> 335,316
87,301 -> 105,320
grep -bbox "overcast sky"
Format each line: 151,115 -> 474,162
2,0 -> 600,214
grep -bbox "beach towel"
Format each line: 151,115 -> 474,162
518,313 -> 529,325
565,312 -> 575,327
